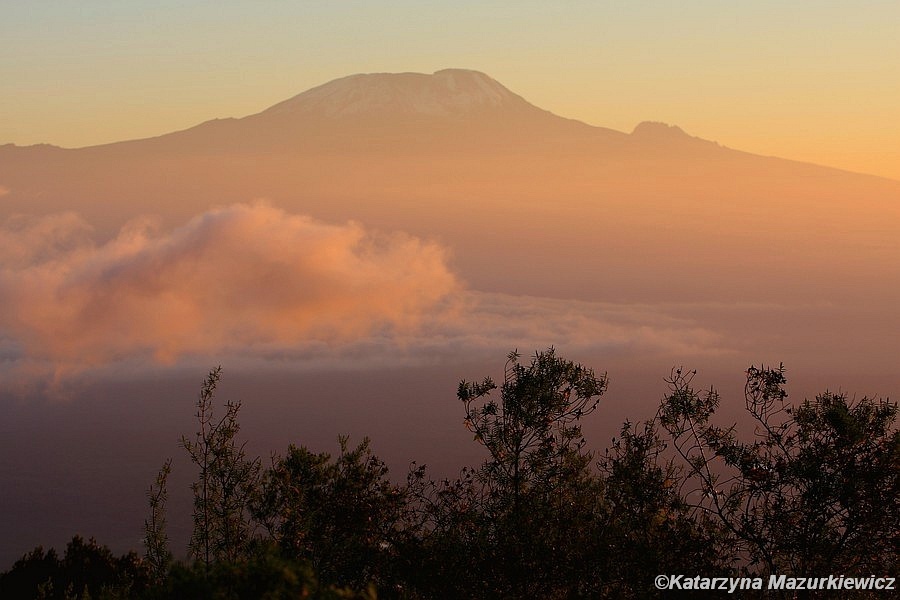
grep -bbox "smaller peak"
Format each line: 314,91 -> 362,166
0,142 -> 63,152
631,121 -> 688,138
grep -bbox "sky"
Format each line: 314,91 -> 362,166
2,1 -> 898,181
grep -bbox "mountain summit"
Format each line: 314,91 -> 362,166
261,69 -> 538,119
149,68 -> 612,152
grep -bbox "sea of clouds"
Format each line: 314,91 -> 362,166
0,202 -> 725,396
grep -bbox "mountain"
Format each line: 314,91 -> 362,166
1,69 -> 899,305
49,69 -> 614,156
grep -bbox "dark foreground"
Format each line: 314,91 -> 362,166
2,349 -> 897,599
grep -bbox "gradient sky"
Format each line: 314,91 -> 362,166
2,1 -> 898,180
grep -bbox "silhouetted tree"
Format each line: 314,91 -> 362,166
0,536 -> 148,599
412,348 -> 609,598
10,354 -> 897,598
594,420 -> 729,596
252,436 -> 406,593
143,458 -> 173,584
658,364 -> 900,577
181,367 -> 260,568
146,541 -> 376,600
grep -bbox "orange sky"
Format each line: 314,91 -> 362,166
1,2 -> 897,181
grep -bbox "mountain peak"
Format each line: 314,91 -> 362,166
261,69 -> 535,119
631,121 -> 689,139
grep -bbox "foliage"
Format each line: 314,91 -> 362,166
143,458 -> 173,584
402,464 -> 488,599
181,367 -> 260,568
595,420 -> 729,596
459,349 -> 607,501
252,436 -> 406,593
0,536 -> 149,600
658,364 -> 900,577
411,348 -> 610,598
5,354 -> 898,598
146,543 -> 377,600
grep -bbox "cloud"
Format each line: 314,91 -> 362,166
427,292 -> 725,359
0,203 -> 728,393
0,211 -> 95,268
0,203 -> 458,372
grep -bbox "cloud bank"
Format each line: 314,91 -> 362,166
0,203 -> 457,370
0,203 -> 725,391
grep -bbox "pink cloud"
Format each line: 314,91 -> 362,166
0,203 -> 458,370
0,211 -> 94,268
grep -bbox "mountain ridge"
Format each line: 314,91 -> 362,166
0,69 -> 687,154
1,69 -> 893,184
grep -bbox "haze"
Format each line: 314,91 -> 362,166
1,13 -> 899,568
